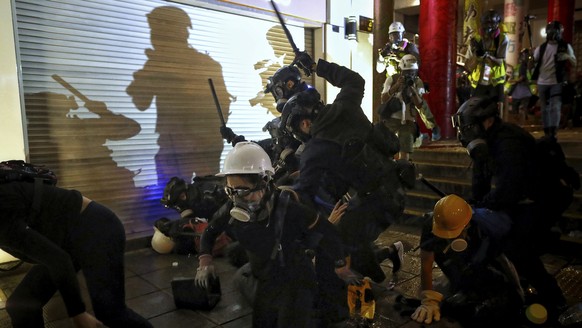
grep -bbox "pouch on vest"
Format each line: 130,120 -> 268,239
171,276 -> 221,311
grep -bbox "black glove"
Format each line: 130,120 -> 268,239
220,126 -> 236,143
293,51 -> 315,77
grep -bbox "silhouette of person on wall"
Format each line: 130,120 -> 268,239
126,6 -> 232,186
23,91 -> 144,220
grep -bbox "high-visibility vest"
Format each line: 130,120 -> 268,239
468,34 -> 507,88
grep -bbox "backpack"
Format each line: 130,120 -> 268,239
0,160 -> 57,186
0,160 -> 57,213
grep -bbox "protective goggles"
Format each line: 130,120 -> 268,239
224,184 -> 264,198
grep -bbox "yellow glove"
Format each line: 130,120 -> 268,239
411,290 -> 443,324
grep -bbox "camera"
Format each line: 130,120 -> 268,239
404,75 -> 415,87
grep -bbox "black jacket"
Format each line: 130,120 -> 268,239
472,119 -> 537,210
297,60 -> 373,204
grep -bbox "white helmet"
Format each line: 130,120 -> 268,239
151,227 -> 175,254
217,142 -> 275,177
389,21 -> 405,34
399,54 -> 419,71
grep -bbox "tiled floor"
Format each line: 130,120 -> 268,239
0,223 -> 581,328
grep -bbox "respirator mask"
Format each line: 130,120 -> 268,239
225,183 -> 269,222
452,115 -> 489,162
443,227 -> 469,253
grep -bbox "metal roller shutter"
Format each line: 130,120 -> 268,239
14,0 -> 312,239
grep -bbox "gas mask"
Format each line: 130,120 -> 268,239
225,183 -> 270,222
443,226 -> 469,253
453,115 -> 489,162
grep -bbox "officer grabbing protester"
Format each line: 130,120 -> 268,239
452,96 -> 576,324
281,54 -> 410,326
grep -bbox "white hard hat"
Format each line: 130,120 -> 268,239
389,21 -> 405,34
217,142 -> 275,177
399,54 -> 419,71
151,227 -> 175,254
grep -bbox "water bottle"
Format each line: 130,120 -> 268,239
559,303 -> 582,326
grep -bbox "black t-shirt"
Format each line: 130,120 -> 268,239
420,208 -> 511,293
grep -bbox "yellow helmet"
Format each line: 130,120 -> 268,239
432,195 -> 472,239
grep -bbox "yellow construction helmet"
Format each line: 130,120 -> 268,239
432,195 -> 472,239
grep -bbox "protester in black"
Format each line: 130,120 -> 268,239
197,142 -> 359,328
412,195 -> 523,327
0,182 -> 152,328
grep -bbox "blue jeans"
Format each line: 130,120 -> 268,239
537,83 -> 563,129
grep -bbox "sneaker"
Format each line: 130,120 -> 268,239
388,241 -> 404,273
431,126 -> 441,141
413,134 -> 427,148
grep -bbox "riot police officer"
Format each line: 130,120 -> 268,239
452,96 -> 568,323
281,57 -> 407,325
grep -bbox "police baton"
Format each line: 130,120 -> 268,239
208,78 -> 226,127
417,174 -> 446,197
269,0 -> 313,76
410,174 -> 447,252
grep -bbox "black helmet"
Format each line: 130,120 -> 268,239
452,96 -> 498,157
280,88 -> 322,142
546,21 -> 563,41
265,66 -> 306,104
161,177 -> 188,210
481,9 -> 501,34
452,96 -> 498,129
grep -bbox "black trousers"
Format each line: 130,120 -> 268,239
504,203 -> 566,308
6,201 -> 152,328
252,266 -> 316,328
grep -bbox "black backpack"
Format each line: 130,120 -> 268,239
0,160 -> 57,213
0,160 -> 58,186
